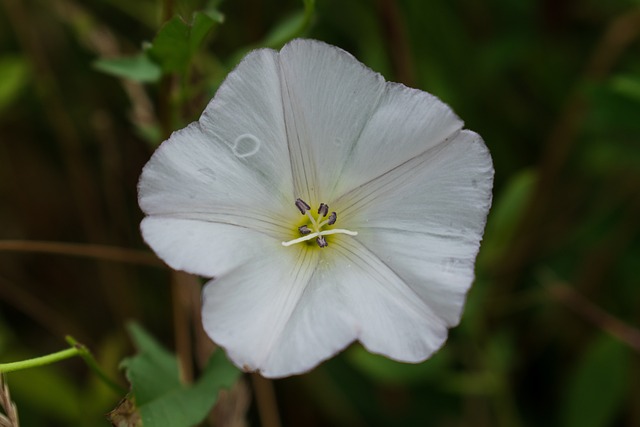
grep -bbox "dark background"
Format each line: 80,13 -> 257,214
1,0 -> 639,425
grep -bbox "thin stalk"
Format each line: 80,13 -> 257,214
251,374 -> 282,427
65,336 -> 127,395
0,338 -> 126,395
0,348 -> 80,374
0,240 -> 163,267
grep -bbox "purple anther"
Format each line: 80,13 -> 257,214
318,203 -> 329,217
316,235 -> 328,248
295,198 -> 311,214
327,212 -> 337,225
298,225 -> 311,235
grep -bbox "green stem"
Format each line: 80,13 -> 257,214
0,348 -> 80,373
65,336 -> 127,395
0,337 -> 126,396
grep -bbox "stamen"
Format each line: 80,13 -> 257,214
282,199 -> 357,248
304,210 -> 319,229
295,198 -> 311,214
327,212 -> 337,225
316,235 -> 328,248
298,225 -> 311,235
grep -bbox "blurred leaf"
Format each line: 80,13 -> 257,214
201,8 -> 225,25
610,74 -> 640,103
262,0 -> 315,48
477,168 -> 537,267
441,332 -> 513,396
579,138 -> 640,177
229,0 -> 316,66
485,331 -> 515,374
0,55 -> 29,111
135,124 -> 163,146
120,322 -> 240,427
441,371 -> 500,396
561,334 -> 629,427
345,344 -> 450,385
93,53 -> 162,83
585,82 -> 640,132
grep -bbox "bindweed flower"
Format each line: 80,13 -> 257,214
138,39 -> 494,378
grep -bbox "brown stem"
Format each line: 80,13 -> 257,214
548,282 -> 640,353
171,271 -> 200,384
251,374 -> 282,427
0,240 -> 163,267
376,0 -> 416,86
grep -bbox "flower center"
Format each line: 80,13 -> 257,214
281,198 -> 358,248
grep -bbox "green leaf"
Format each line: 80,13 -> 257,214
189,11 -> 221,54
561,335 -> 629,427
121,323 -> 181,405
120,322 -> 240,427
148,10 -> 222,74
477,168 -> 537,268
0,55 -> 29,111
139,350 -> 240,427
93,53 -> 162,83
147,17 -> 191,73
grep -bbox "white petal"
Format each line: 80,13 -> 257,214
338,130 -> 494,326
260,255 -> 357,377
141,217 -> 278,278
201,247 -> 356,377
139,48 -> 297,232
334,82 -> 464,197
331,238 -> 450,362
277,39 -> 386,203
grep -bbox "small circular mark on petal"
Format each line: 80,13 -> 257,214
232,134 -> 261,158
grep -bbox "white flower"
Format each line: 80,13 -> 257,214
138,39 -> 494,378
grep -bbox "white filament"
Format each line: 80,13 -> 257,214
282,228 -> 358,247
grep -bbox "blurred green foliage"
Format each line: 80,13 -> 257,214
1,0 -> 639,426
